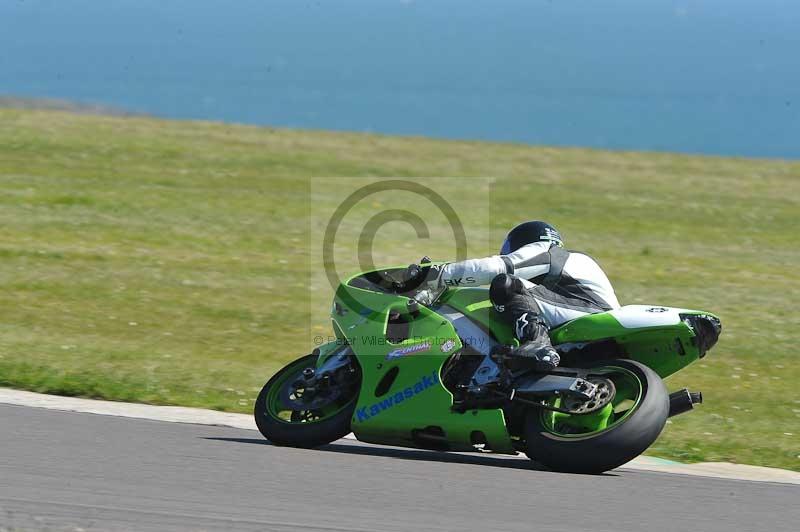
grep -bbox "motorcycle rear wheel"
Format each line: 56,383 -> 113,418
254,353 -> 359,448
524,359 -> 669,474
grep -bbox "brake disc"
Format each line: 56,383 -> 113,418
560,377 -> 616,415
278,371 -> 343,411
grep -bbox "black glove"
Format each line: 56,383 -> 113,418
408,256 -> 446,287
398,258 -> 446,301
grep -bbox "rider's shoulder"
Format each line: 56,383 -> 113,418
510,241 -> 552,256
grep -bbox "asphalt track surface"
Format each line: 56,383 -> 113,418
2,404 -> 798,532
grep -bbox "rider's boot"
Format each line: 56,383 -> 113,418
507,341 -> 560,372
492,339 -> 561,373
457,340 -> 560,413
489,273 -> 561,373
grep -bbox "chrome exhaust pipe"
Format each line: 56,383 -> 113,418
668,388 -> 703,417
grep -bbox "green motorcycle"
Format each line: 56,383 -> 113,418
255,265 -> 721,473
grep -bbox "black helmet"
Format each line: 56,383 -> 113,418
500,221 -> 563,254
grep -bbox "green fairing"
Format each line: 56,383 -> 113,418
319,269 -> 719,452
441,287 -> 718,378
328,278 -> 515,453
549,310 -> 719,378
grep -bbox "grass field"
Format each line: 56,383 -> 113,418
1,108 -> 798,470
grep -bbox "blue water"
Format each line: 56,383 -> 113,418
2,0 -> 798,158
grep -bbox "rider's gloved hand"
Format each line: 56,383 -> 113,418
402,257 -> 448,305
411,256 -> 446,289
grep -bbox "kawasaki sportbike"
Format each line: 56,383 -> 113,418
255,264 -> 721,473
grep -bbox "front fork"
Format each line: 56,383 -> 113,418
296,345 -> 360,397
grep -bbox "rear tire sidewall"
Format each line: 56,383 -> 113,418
254,354 -> 359,448
524,359 -> 669,474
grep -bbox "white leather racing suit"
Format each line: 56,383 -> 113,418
440,241 -> 620,330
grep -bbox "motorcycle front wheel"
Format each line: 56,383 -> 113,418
254,353 -> 360,448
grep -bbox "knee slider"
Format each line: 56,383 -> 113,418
489,274 -> 524,305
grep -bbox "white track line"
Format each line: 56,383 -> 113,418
1,387 -> 798,485
0,388 -> 258,431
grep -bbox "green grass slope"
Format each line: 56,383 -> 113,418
0,109 -> 798,469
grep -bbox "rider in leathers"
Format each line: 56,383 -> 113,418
431,221 -> 620,371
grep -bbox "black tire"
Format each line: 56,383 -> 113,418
524,359 -> 669,474
254,354 -> 359,448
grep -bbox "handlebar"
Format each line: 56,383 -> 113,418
394,257 -> 446,307
391,257 -> 434,293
